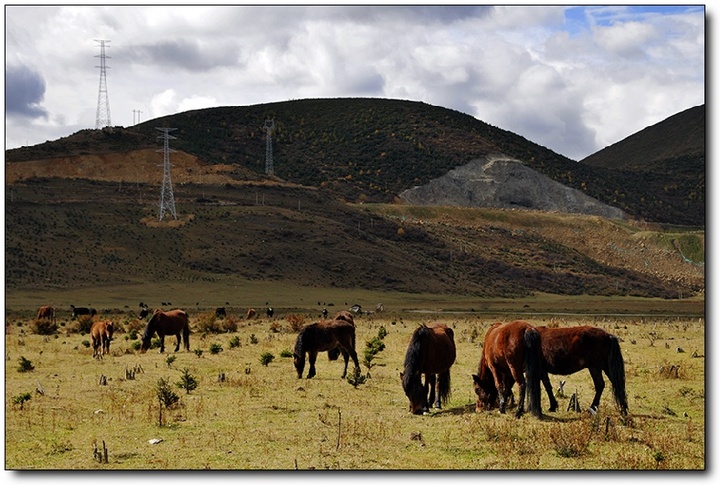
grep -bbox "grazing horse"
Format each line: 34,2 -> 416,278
333,310 -> 355,325
36,305 -> 56,323
472,321 -> 543,418
536,325 -> 628,416
140,309 -> 190,353
90,320 -> 115,358
401,323 -> 456,415
71,305 -> 97,319
293,319 -> 360,379
246,308 -> 257,320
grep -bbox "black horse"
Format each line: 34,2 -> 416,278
293,319 -> 359,379
401,323 -> 456,415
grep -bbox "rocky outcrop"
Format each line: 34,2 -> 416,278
399,154 -> 626,219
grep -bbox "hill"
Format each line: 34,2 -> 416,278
4,177 -> 704,302
580,105 -> 705,225
5,98 -> 705,225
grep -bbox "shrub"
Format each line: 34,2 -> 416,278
196,313 -> 222,333
29,319 -> 57,335
176,368 -> 198,394
229,336 -> 241,348
156,378 -> 180,408
210,343 -> 223,355
259,352 -> 275,366
286,314 -> 305,332
17,356 -> 34,373
280,348 -> 293,358
12,393 -> 32,410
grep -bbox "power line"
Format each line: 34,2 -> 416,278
265,119 -> 275,176
94,39 -> 111,129
156,127 -> 178,221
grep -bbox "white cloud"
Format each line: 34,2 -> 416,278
3,5 -> 706,162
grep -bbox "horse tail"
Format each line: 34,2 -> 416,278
523,327 -> 543,418
438,368 -> 451,406
607,335 -> 628,415
183,316 -> 190,351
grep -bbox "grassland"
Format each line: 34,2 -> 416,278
4,306 -> 705,470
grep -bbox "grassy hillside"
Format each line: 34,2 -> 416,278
5,98 -> 705,225
4,178 -> 703,307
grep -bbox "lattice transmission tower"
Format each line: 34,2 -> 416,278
156,128 -> 178,221
264,119 -> 275,175
94,39 -> 112,129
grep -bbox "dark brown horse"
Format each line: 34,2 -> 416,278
293,319 -> 360,379
472,321 -> 543,418
401,323 -> 456,415
535,325 -> 628,416
140,309 -> 190,353
90,320 -> 115,358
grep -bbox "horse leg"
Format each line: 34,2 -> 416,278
159,334 -> 165,353
174,333 -> 181,352
541,372 -> 558,412
307,351 -> 318,379
589,368 -> 605,412
424,374 -> 434,412
428,374 -> 442,409
510,368 -> 526,418
340,349 -> 350,379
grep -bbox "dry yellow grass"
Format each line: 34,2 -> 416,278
4,311 -> 705,470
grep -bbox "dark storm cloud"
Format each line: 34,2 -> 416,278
121,39 -> 240,72
331,5 -> 492,24
5,64 -> 49,119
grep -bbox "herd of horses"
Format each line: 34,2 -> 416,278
35,303 -> 628,418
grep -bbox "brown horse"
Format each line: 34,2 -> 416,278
293,319 -> 360,379
535,325 -> 628,416
36,305 -> 56,323
90,320 -> 115,358
401,323 -> 456,415
140,309 -> 190,353
472,321 -> 543,418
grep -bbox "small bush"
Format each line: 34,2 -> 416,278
29,319 -> 57,335
210,343 -> 223,355
280,348 -> 293,358
250,334 -> 259,345
196,312 -> 223,333
176,368 -> 198,394
17,356 -> 34,373
260,352 -> 275,366
286,314 -> 305,332
13,393 -> 32,409
229,336 -> 241,348
156,378 -> 180,408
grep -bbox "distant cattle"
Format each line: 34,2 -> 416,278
139,307 -> 151,319
246,308 -> 257,320
91,320 -> 114,358
71,305 -> 97,319
215,307 -> 227,318
266,307 -> 274,318
36,306 -> 56,323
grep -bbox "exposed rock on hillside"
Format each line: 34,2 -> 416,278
399,154 -> 626,220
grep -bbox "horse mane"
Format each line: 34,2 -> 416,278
294,323 -> 315,356
402,324 -> 429,385
141,312 -> 159,342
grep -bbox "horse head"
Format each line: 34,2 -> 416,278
401,371 -> 427,415
140,312 -> 159,352
472,373 -> 498,412
105,321 -> 115,340
293,352 -> 305,379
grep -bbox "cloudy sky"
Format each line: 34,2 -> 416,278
4,3 -> 706,161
